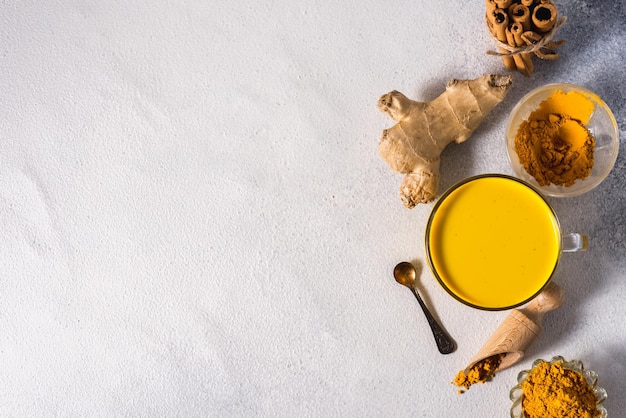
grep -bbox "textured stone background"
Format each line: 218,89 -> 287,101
1,0 -> 624,416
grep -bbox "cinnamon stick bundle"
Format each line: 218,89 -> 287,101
484,0 -> 565,76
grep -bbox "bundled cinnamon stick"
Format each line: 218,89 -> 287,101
485,0 -> 566,76
509,4 -> 531,31
532,3 -> 557,32
488,8 -> 516,71
509,23 -> 534,76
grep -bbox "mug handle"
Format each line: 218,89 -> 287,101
562,233 -> 588,252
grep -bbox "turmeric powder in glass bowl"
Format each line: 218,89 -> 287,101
510,356 -> 607,418
505,84 -> 619,197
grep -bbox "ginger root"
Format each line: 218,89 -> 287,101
378,74 -> 513,208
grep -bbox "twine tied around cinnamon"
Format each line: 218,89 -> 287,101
487,16 -> 567,61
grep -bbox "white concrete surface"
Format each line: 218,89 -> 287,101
1,1 -> 625,416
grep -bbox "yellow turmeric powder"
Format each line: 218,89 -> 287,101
515,90 -> 596,187
522,360 -> 600,418
452,353 -> 504,394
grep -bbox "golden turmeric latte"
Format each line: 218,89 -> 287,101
522,360 -> 600,418
452,354 -> 504,394
514,90 -> 596,187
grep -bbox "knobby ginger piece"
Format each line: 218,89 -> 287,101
378,74 -> 513,208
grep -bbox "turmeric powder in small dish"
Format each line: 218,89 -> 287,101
505,83 -> 619,198
514,90 -> 596,187
510,356 -> 607,418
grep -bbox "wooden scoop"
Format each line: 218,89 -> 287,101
464,281 -> 565,373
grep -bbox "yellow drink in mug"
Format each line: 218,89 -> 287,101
425,174 -> 587,310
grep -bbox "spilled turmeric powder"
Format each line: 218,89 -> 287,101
522,360 -> 601,418
452,353 -> 504,394
515,90 -> 596,187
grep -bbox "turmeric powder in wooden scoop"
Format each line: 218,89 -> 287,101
453,281 -> 565,392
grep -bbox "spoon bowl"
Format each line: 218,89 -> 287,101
393,262 -> 418,287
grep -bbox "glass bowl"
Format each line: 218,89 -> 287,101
505,83 -> 619,197
510,356 -> 607,418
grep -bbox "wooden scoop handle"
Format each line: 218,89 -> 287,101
520,281 -> 566,324
464,281 -> 565,373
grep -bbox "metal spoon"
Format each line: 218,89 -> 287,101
393,261 -> 456,354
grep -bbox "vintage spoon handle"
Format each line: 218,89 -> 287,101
410,287 -> 456,354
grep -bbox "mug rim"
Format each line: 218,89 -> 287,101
424,174 -> 562,311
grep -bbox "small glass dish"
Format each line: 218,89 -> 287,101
510,355 -> 607,418
505,83 -> 619,197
